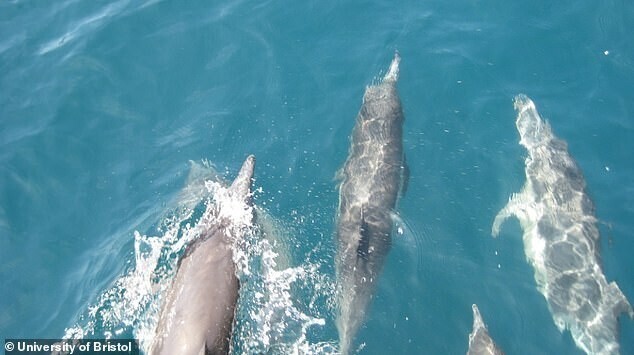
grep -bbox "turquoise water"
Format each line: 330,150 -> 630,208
2,0 -> 633,354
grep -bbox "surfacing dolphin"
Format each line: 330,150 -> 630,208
492,95 -> 633,354
150,155 -> 256,355
335,53 -> 407,354
467,304 -> 504,355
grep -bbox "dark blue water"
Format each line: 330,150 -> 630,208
2,1 -> 633,354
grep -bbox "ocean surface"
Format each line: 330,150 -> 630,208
1,1 -> 633,354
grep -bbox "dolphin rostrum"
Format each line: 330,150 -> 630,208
492,95 -> 633,354
335,53 -> 407,354
150,155 -> 256,355
467,304 -> 504,355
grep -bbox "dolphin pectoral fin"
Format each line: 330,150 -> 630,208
390,211 -> 404,230
491,191 -> 525,237
334,166 -> 345,182
491,208 -> 510,238
606,281 -> 634,319
390,211 -> 410,238
400,154 -> 410,197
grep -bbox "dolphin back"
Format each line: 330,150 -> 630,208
493,95 -> 633,354
150,155 -> 256,355
336,52 -> 405,354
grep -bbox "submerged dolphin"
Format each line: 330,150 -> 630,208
492,95 -> 633,354
335,53 -> 407,354
467,304 -> 504,355
150,155 -> 256,355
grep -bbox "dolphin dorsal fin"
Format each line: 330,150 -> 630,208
228,155 -> 255,203
357,206 -> 371,258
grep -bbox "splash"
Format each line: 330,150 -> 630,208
230,202 -> 339,354
232,236 -> 336,354
62,161 -> 338,354
62,164 -> 213,349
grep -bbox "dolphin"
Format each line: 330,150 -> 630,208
335,53 -> 407,354
149,155 -> 256,355
467,304 -> 504,355
492,95 -> 633,354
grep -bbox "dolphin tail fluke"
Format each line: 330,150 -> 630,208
338,327 -> 353,355
339,339 -> 350,355
229,155 -> 255,203
336,290 -> 358,355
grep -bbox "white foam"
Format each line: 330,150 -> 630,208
232,233 -> 337,354
62,161 -> 337,354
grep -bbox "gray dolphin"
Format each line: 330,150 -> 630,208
467,304 -> 504,355
335,53 -> 407,354
492,95 -> 633,354
150,155 -> 256,355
